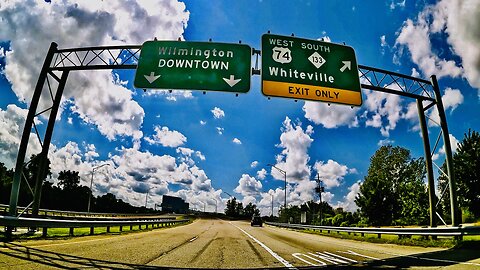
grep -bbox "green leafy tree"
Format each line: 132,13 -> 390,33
438,129 -> 480,220
244,202 -> 260,217
0,162 -> 14,204
19,154 -> 51,206
225,197 -> 241,217
57,170 -> 80,190
355,145 -> 428,226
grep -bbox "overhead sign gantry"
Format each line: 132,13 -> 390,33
261,34 -> 362,106
134,41 -> 251,93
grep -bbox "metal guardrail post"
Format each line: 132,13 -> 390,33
265,222 -> 480,238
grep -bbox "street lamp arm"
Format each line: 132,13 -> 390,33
88,163 -> 111,213
267,164 -> 286,175
92,163 -> 110,173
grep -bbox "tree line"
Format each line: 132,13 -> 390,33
0,155 -> 155,214
233,128 -> 479,227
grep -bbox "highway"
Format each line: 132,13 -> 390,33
0,218 -> 479,269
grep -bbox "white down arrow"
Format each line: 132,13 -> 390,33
223,75 -> 241,87
144,72 -> 161,84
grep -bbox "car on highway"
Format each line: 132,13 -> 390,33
251,215 -> 263,227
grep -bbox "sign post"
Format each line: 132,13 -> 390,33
134,41 -> 251,93
261,34 -> 362,106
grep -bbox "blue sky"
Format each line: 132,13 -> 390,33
0,0 -> 478,215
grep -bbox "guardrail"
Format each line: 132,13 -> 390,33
0,215 -> 190,239
0,204 -> 177,218
266,222 -> 480,239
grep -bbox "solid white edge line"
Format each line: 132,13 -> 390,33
231,222 -> 296,269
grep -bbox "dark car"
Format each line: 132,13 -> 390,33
251,215 -> 263,227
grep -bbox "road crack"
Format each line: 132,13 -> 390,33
143,223 -> 213,265
189,232 -> 218,263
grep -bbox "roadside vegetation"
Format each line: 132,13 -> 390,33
224,197 -> 260,219
0,156 -> 159,214
272,128 -> 479,229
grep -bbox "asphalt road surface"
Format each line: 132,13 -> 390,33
0,218 -> 479,269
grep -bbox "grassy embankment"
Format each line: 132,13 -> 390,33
295,227 -> 480,248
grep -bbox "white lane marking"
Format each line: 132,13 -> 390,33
267,225 -> 480,267
231,222 -> 296,269
340,249 -> 480,267
292,253 -> 327,266
189,236 -> 198,242
307,252 -> 343,264
323,251 -> 357,263
339,250 -> 380,260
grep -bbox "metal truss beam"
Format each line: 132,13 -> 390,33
359,65 -> 436,102
7,43 -> 460,237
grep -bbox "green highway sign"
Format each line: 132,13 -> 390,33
261,34 -> 362,106
134,41 -> 251,93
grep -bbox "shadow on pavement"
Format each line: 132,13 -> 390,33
329,241 -> 480,269
0,242 -> 172,269
0,242 -> 479,269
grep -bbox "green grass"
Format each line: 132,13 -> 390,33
0,219 -> 193,242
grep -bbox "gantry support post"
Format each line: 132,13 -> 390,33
417,100 -> 437,228
31,71 -> 70,217
8,42 -> 58,217
431,75 -> 460,226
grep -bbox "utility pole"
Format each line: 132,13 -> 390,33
144,187 -> 152,208
314,174 -> 324,225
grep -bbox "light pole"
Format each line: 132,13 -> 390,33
212,198 -> 218,213
88,163 -> 110,213
268,164 -> 287,209
271,193 -> 274,217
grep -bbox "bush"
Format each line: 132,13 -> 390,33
340,221 -> 350,227
462,209 -> 476,223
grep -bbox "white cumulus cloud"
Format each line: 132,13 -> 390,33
314,159 -> 349,189
271,117 -> 313,182
303,102 -> 359,129
0,104 -> 42,169
211,107 -> 225,119
145,126 -> 187,148
428,88 -> 464,127
394,0 -> 480,98
256,168 -> 267,180
234,174 -> 262,196
334,181 -> 361,212
0,0 -> 189,142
